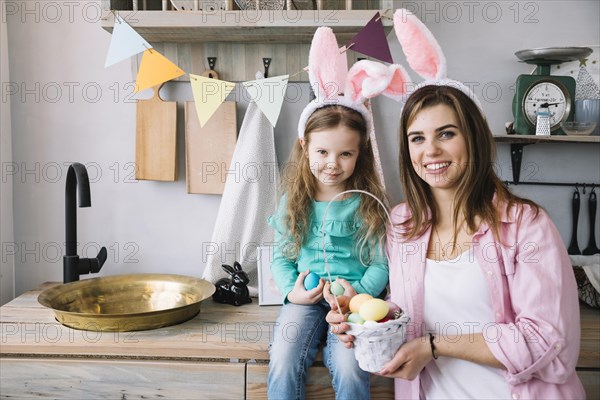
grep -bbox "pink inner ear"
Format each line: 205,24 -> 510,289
385,66 -> 410,96
315,70 -> 339,99
347,69 -> 369,102
394,10 -> 446,81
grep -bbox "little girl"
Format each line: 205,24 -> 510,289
266,103 -> 389,400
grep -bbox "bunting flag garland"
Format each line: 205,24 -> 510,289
105,11 -> 394,128
135,49 -> 186,93
242,75 -> 289,127
105,14 -> 152,68
345,12 -> 393,64
190,74 -> 236,127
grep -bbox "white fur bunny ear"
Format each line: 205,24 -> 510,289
393,9 -> 447,81
308,27 -> 348,100
346,60 -> 410,102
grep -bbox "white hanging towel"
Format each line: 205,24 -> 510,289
202,99 -> 279,296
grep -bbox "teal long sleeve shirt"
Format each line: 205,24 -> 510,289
268,194 -> 389,303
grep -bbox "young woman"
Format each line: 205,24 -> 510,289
267,104 -> 389,400
327,85 -> 585,399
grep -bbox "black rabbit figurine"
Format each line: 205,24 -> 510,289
212,261 -> 252,306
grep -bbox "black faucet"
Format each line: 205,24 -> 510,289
64,162 -> 107,283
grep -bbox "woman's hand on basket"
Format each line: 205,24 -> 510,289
377,336 -> 432,380
325,309 -> 355,349
287,270 -> 324,305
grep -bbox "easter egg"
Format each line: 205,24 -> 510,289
346,312 -> 365,324
364,320 -> 379,328
303,272 -> 321,290
349,293 -> 373,313
386,301 -> 403,320
359,298 -> 389,322
330,281 -> 345,296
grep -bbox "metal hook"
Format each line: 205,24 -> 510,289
583,183 -> 587,195
207,57 -> 217,71
263,58 -> 271,79
574,184 -> 580,194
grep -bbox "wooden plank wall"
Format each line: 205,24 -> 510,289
131,42 -> 366,82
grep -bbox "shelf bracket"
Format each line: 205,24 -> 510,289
207,57 -> 217,71
263,58 -> 271,78
510,143 -> 526,184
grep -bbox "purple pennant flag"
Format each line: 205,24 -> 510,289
345,12 -> 393,64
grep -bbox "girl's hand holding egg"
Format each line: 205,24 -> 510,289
324,279 -> 357,314
288,270 -> 324,305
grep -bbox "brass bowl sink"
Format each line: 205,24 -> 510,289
38,274 -> 216,332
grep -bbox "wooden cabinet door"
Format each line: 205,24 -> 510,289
1,358 -> 245,399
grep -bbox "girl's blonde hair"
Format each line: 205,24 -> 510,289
398,85 -> 539,242
280,105 -> 388,262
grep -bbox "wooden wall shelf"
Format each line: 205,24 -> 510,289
100,10 -> 393,43
493,135 -> 600,184
494,135 -> 600,144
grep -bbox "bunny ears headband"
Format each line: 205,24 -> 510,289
297,9 -> 481,139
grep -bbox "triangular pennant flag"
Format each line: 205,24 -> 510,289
345,12 -> 393,64
242,75 -> 289,127
190,74 -> 236,127
135,49 -> 185,93
105,14 -> 153,68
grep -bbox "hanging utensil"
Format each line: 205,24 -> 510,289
567,187 -> 581,255
135,84 -> 178,182
583,189 -> 600,255
185,58 -> 237,194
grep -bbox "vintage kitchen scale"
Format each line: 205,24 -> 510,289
512,46 -> 593,135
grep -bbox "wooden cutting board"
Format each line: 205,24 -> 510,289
135,85 -> 177,181
185,101 -> 237,194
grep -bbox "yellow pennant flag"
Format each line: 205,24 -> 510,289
135,49 -> 185,93
190,74 -> 236,127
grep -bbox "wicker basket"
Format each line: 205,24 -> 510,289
574,266 -> 600,308
346,313 -> 411,372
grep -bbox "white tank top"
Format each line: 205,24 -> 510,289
422,250 -> 512,399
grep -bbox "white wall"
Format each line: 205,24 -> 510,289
1,0 -> 15,304
3,1 -> 600,298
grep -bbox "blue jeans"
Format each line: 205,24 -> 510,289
267,301 -> 371,400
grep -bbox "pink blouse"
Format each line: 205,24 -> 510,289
386,201 -> 585,400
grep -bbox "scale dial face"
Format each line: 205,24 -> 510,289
523,81 -> 570,128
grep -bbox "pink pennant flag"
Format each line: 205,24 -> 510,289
345,12 -> 393,64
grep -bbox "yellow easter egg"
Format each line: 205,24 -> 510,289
349,293 -> 373,313
358,298 -> 389,322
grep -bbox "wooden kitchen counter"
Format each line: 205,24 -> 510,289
0,283 -> 393,399
1,283 -> 598,399
0,282 -> 279,362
